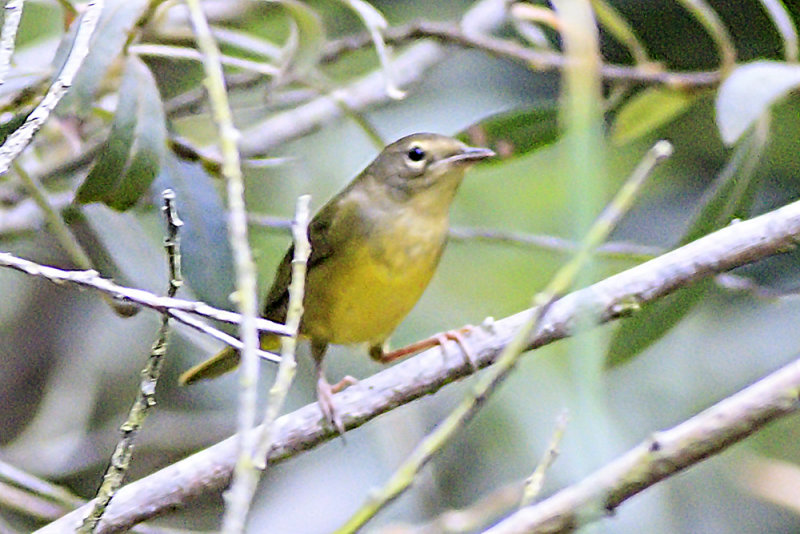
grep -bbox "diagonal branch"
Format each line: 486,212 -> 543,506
33,195 -> 800,533
484,355 -> 800,533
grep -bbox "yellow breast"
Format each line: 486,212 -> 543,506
302,208 -> 448,346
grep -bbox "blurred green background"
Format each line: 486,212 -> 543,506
2,0 -> 800,532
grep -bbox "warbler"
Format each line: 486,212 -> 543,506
180,133 -> 494,432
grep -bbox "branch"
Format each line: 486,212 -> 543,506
237,0 -> 509,156
484,355 -> 800,533
0,251 -> 289,340
35,195 -> 800,533
321,20 -> 722,89
0,1 -> 104,175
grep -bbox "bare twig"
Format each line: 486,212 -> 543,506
247,213 -> 662,260
183,2 -> 261,532
0,251 -> 289,342
520,410 -> 569,507
484,356 -> 800,534
237,0 -> 509,156
0,0 -> 104,175
255,195 -> 311,465
77,191 -> 183,533
32,193 -> 800,533
320,20 -> 722,89
674,0 -> 736,71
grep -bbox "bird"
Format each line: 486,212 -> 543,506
180,133 -> 494,432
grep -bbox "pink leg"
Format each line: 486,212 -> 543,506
374,326 -> 477,368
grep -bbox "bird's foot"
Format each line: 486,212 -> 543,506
316,377 -> 345,435
330,375 -> 358,394
377,325 -> 478,370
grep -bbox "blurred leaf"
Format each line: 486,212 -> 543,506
456,106 -> 560,160
0,111 -> 29,146
611,87 -> 699,145
606,115 -> 770,367
154,154 -> 235,309
75,55 -> 166,210
339,0 -> 405,99
716,60 -> 800,145
55,0 -> 147,117
274,0 -> 325,77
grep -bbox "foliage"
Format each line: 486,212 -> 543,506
0,0 -> 799,533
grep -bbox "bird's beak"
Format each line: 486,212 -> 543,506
443,146 -> 496,166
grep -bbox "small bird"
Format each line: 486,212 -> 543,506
180,133 -> 494,432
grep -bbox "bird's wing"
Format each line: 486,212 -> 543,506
261,200 -> 344,322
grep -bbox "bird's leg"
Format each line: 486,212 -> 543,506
371,325 -> 478,369
312,341 -> 345,434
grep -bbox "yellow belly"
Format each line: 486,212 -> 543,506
302,229 -> 445,346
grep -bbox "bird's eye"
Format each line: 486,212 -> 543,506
407,146 -> 426,162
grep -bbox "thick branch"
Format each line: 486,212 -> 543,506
34,197 -> 800,533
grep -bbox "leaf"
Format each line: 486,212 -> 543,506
153,154 -> 235,309
606,115 -> 770,368
456,105 -> 560,159
273,0 -> 325,78
55,0 -> 148,117
611,87 -> 699,145
716,60 -> 800,145
75,55 -> 166,210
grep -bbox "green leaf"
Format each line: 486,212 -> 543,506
55,0 -> 148,117
75,55 -> 166,210
611,87 -> 699,145
154,154 -> 235,309
716,60 -> 800,145
456,105 -> 560,159
606,115 -> 770,368
274,0 -> 325,77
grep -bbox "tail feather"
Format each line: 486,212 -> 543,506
179,346 -> 240,385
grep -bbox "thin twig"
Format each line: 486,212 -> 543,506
0,0 -> 104,175
183,2 -> 261,533
0,459 -> 83,521
320,20 -> 722,89
32,191 -> 800,534
255,195 -> 311,466
238,0 -> 509,156
11,162 -> 91,269
588,0 -> 651,65
247,213 -> 663,260
77,190 -> 183,533
130,43 -> 280,76
674,0 -> 736,71
520,410 -> 569,507
170,309 -> 280,364
757,0 -> 799,63
335,140 -> 672,532
0,251 -> 289,340
484,356 -> 800,533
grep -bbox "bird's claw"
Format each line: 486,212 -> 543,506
316,377 -> 345,435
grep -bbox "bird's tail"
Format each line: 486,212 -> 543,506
179,334 -> 279,385
179,346 -> 240,385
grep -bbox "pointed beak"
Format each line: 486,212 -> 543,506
446,146 -> 496,165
